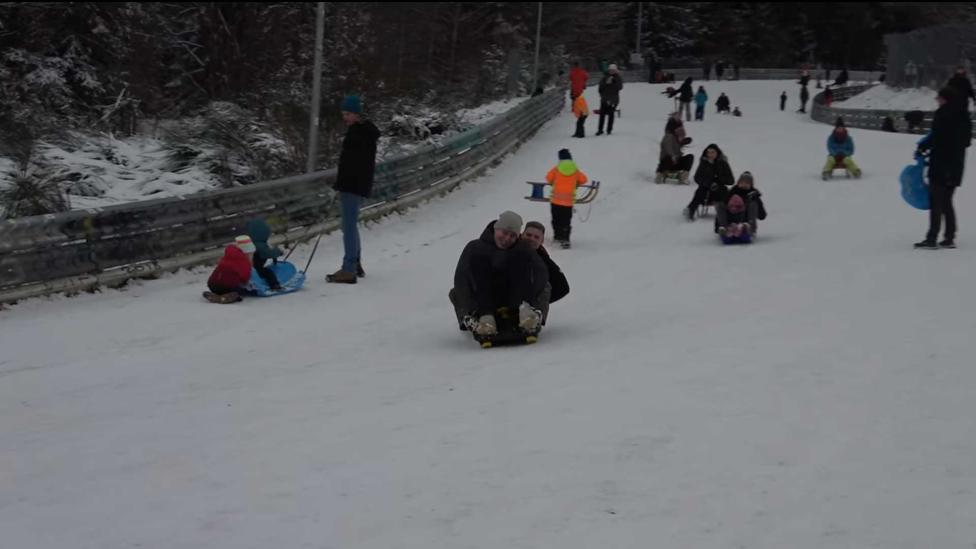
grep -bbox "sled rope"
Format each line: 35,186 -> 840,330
303,234 -> 323,274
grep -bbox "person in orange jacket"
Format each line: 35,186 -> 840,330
572,93 -> 589,138
545,149 -> 589,248
569,61 -> 588,100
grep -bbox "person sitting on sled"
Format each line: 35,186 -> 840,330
685,143 -> 734,221
449,211 -> 550,338
656,117 -> 694,183
822,118 -> 862,179
545,148 -> 589,248
521,221 -> 569,326
205,235 -> 257,302
716,171 -> 766,237
716,92 -> 731,114
246,219 -> 284,290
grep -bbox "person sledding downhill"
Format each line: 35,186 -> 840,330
684,143 -> 734,221
715,171 -> 767,243
450,211 -> 551,348
822,118 -> 862,180
656,116 -> 694,184
546,148 -> 589,249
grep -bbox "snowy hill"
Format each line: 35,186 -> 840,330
2,80 -> 975,549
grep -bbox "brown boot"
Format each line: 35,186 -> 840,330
326,269 -> 357,284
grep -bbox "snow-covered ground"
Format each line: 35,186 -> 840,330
3,81 -> 976,549
835,85 -> 938,111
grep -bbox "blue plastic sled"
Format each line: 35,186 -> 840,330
245,261 -> 306,297
900,141 -> 930,210
721,233 -> 753,245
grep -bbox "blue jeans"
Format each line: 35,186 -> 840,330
339,192 -> 362,273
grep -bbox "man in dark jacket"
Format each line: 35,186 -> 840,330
678,77 -> 694,121
520,221 -> 568,324
798,85 -> 810,114
450,211 -> 550,337
916,87 -> 972,249
833,69 -> 849,87
327,95 -> 381,284
596,64 -> 623,136
946,67 -> 975,109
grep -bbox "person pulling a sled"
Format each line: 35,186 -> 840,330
545,148 -> 589,248
449,211 -> 550,343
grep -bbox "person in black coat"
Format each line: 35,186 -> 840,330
520,221 -> 568,325
946,67 -> 975,109
780,91 -> 787,111
833,69 -> 849,87
798,70 -> 811,88
915,86 -> 972,249
450,212 -> 550,335
798,85 -> 810,113
685,143 -> 734,221
596,65 -> 624,136
328,95 -> 381,284
716,93 -> 731,114
678,77 -> 694,121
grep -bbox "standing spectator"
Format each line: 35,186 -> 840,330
327,95 -> 380,284
694,86 -> 708,121
703,60 -> 712,81
596,64 -> 623,136
798,85 -> 810,113
715,60 -> 726,80
572,92 -> 589,138
678,77 -> 694,121
915,86 -> 972,249
946,66 -> 975,108
780,91 -> 787,111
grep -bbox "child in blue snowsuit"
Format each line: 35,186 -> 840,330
694,87 -> 708,121
246,219 -> 284,289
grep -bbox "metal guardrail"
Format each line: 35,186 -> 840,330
662,68 -> 879,83
0,85 -> 572,303
812,84 -> 976,135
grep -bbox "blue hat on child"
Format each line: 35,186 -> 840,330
341,95 -> 362,114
